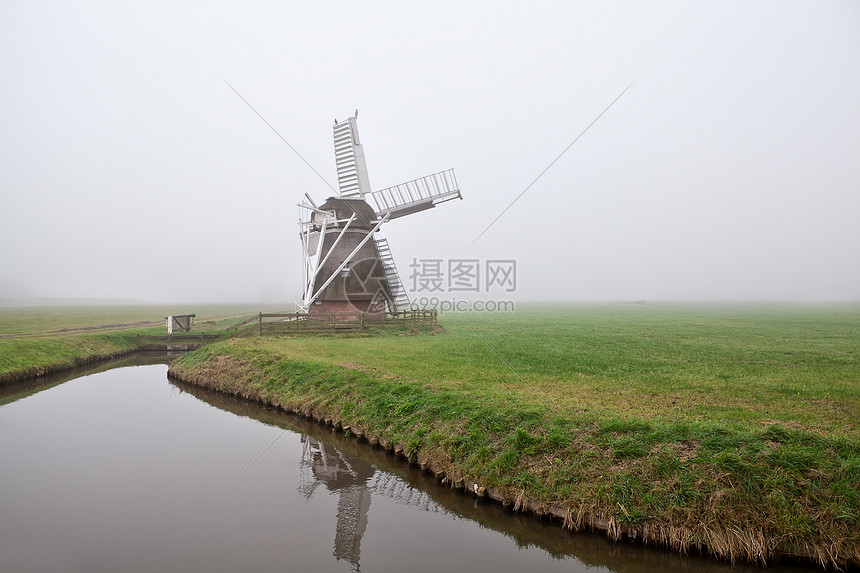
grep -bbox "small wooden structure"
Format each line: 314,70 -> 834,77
165,314 -> 196,334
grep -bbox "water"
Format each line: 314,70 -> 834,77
0,360 -> 818,573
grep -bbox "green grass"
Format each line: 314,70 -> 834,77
187,304 -> 859,438
0,303 -> 271,381
170,303 -> 860,568
0,331 -> 145,382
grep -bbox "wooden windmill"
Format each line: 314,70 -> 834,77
298,112 -> 461,315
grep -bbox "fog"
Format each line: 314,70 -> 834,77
2,1 -> 858,305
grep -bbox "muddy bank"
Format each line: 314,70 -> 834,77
167,352 -> 851,571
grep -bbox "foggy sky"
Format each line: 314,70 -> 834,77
2,1 -> 858,305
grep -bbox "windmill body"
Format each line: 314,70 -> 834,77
299,113 -> 461,315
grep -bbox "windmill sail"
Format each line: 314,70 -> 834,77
333,117 -> 372,198
369,169 -> 461,220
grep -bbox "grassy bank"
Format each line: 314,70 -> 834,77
0,304 -> 265,382
0,332 -> 146,383
169,304 -> 860,569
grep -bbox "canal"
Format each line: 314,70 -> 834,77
0,358 -> 818,572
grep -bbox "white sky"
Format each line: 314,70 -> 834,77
1,1 -> 858,304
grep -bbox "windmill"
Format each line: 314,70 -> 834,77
298,112 -> 462,315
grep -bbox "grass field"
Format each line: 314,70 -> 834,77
0,303 -> 269,382
231,304 -> 859,438
170,303 -> 860,568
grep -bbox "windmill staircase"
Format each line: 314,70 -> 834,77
374,236 -> 410,313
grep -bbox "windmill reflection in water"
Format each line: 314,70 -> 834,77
298,435 -> 455,570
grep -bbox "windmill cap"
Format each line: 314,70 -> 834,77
315,196 -> 379,229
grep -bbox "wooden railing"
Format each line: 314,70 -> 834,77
228,309 -> 438,336
261,312 -> 363,334
384,309 -> 437,325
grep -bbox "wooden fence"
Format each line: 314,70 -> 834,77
228,309 -> 437,336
